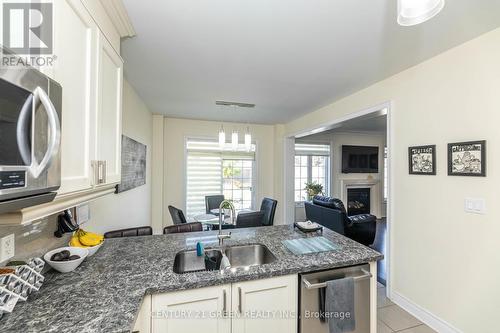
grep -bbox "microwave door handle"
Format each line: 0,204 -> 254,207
30,86 -> 61,178
16,94 -> 34,166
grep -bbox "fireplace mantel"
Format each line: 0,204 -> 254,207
340,179 -> 380,216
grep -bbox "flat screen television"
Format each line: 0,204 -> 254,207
342,145 -> 379,173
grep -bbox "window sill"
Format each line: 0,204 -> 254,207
295,201 -> 305,208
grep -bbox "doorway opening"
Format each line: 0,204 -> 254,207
285,103 -> 391,287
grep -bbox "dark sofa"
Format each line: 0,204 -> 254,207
304,195 -> 377,246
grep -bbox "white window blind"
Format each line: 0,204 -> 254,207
186,139 -> 255,217
294,143 -> 331,202
295,143 -> 330,156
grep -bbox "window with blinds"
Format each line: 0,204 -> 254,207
294,143 -> 331,202
186,139 -> 256,217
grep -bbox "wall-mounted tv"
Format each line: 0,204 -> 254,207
342,145 -> 379,173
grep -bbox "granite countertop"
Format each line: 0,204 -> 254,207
0,225 -> 383,333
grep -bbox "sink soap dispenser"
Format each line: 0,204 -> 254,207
196,242 -> 204,257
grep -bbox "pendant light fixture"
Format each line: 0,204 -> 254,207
218,124 -> 226,150
244,126 -> 252,152
397,0 -> 445,26
231,130 -> 239,151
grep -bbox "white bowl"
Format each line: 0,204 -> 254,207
68,240 -> 103,257
43,247 -> 89,273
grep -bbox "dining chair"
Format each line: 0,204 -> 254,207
104,226 -> 153,239
235,211 -> 265,228
260,198 -> 278,226
163,222 -> 203,234
205,195 -> 225,214
168,205 -> 187,225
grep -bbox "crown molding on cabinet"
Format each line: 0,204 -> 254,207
99,0 -> 136,38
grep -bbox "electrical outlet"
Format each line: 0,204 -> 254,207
0,234 -> 15,262
76,204 -> 90,225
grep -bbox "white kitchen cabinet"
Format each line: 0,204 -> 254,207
150,275 -> 297,333
95,32 -> 123,186
54,1 -> 122,193
232,275 -> 298,333
152,284 -> 231,333
134,295 -> 152,333
53,0 -> 99,194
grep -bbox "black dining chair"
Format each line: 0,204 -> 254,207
235,211 -> 265,228
260,198 -> 277,226
168,205 -> 187,225
205,195 -> 225,214
163,222 -> 203,234
104,226 -> 153,239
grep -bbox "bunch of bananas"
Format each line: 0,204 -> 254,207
70,229 -> 104,247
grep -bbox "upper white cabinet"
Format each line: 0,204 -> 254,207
95,33 -> 123,186
0,0 -> 132,224
54,0 -> 123,195
53,0 -> 98,194
232,275 -> 297,333
152,284 -> 231,333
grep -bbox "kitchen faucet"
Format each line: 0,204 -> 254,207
218,200 -> 235,246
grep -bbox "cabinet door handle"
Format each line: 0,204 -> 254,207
102,160 -> 107,184
98,161 -> 104,184
238,287 -> 242,314
91,161 -> 98,186
222,289 -> 227,317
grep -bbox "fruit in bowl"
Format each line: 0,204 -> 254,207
69,229 -> 104,256
44,247 -> 89,273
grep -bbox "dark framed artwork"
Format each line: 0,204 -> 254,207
448,140 -> 486,177
408,145 -> 436,175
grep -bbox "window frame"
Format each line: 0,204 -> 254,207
184,136 -> 258,217
294,143 -> 331,205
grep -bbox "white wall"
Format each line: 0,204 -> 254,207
163,118 -> 280,226
282,28 -> 500,333
85,80 -> 153,234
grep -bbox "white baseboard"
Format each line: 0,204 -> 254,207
390,291 -> 463,333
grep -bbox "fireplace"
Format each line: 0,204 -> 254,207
347,188 -> 371,216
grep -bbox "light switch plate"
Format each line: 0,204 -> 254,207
76,204 -> 90,225
0,234 -> 15,262
464,198 -> 486,215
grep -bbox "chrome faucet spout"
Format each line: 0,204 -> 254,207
218,200 -> 234,246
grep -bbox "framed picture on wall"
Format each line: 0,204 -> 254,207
408,145 -> 436,175
448,140 -> 486,177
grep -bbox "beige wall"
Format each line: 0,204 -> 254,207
281,28 -> 500,332
86,80 -> 153,234
163,118 -> 279,226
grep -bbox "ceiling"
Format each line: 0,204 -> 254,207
299,114 -> 387,142
334,114 -> 387,134
121,0 -> 500,124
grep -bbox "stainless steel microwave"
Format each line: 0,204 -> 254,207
0,50 -> 62,214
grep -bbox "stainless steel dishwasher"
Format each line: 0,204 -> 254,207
299,264 -> 372,333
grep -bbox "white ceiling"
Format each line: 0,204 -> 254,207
121,0 -> 500,124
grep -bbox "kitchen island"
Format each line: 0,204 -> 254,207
0,225 -> 382,333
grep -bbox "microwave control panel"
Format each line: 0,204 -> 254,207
0,171 -> 26,190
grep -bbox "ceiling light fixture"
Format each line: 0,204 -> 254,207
244,126 -> 252,152
231,130 -> 239,150
397,0 -> 445,26
218,125 -> 226,150
216,101 -> 255,108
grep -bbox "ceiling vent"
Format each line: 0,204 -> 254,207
216,101 -> 255,108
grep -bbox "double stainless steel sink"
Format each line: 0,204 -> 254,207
173,244 -> 277,274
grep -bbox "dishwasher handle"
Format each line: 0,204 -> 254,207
302,269 -> 372,290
